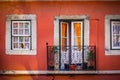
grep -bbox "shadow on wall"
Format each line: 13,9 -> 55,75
0,49 -> 40,80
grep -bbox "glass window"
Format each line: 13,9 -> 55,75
12,21 -> 31,50
105,15 -> 120,55
61,22 -> 68,51
73,22 -> 82,51
110,20 -> 120,50
6,14 -> 36,55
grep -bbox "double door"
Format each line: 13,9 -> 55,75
60,20 -> 83,69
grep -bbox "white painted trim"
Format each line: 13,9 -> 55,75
0,70 -> 120,75
6,14 -> 37,55
105,15 -> 120,55
54,15 -> 89,70
54,15 -> 89,46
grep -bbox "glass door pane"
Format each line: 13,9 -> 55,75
71,22 -> 83,64
60,22 -> 69,70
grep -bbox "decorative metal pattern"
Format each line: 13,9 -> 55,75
46,43 -> 96,71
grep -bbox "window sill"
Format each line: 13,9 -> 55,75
0,70 -> 120,75
6,50 -> 36,55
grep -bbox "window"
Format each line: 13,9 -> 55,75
105,15 -> 120,55
53,15 -> 92,70
6,15 -> 36,55
47,15 -> 96,71
110,20 -> 120,50
12,21 -> 31,50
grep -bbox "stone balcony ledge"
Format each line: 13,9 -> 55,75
0,70 -> 120,75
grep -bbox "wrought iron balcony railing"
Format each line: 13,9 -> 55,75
46,43 -> 96,71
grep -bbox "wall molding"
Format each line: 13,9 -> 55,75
0,70 -> 120,75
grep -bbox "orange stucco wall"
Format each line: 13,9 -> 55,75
0,75 -> 120,80
0,1 -> 120,80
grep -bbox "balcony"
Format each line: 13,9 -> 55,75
46,43 -> 96,71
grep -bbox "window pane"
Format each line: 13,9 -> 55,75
19,22 -> 23,28
74,23 -> 81,36
14,43 -> 18,48
25,22 -> 29,28
62,23 -> 67,37
74,37 -> 81,45
19,29 -> 23,35
25,29 -> 29,35
25,36 -> 29,42
62,38 -> 67,51
25,43 -> 29,49
74,23 -> 81,50
19,36 -> 24,42
19,43 -> 24,49
111,21 -> 120,49
13,23 -> 18,28
61,22 -> 68,51
113,35 -> 120,47
13,37 -> 18,42
13,29 -> 18,35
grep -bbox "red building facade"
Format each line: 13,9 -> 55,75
0,0 -> 120,80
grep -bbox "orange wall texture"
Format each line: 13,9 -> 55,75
0,1 -> 120,80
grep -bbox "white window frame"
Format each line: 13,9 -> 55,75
105,15 -> 120,55
54,15 -> 89,46
54,15 -> 90,70
6,14 -> 37,55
